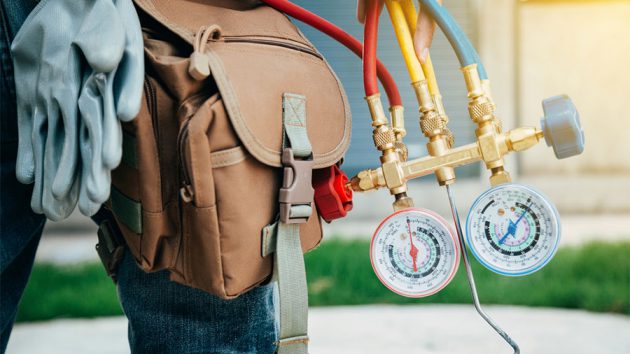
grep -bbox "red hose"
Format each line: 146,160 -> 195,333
363,0 -> 379,97
260,0 -> 402,106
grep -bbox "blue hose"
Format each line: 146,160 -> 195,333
472,49 -> 488,80
419,0 -> 488,80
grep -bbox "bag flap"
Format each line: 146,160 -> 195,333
134,0 -> 351,168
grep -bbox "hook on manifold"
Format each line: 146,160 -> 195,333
445,185 -> 521,354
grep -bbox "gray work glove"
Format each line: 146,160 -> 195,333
78,0 -> 144,211
11,0 -> 143,220
77,72 -> 109,216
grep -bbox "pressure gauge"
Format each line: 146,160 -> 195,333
371,208 -> 460,298
465,183 -> 561,276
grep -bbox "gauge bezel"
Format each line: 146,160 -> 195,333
370,207 -> 460,298
465,183 -> 561,277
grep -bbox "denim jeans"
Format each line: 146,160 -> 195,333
0,2 -> 277,353
0,1 -> 46,352
117,252 -> 277,354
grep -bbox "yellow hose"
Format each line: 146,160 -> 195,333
399,0 -> 440,96
384,0 -> 425,83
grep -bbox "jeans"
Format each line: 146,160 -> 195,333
0,2 -> 277,353
118,252 -> 277,354
0,1 -> 46,352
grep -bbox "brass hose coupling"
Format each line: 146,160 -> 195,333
389,105 -> 408,161
462,64 -> 510,185
365,94 -> 413,209
412,80 -> 456,185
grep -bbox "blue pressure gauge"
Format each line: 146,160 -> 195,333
465,183 -> 561,276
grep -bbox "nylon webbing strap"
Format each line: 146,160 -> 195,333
276,222 -> 309,354
282,93 -> 312,159
275,93 -> 311,354
110,187 -> 142,234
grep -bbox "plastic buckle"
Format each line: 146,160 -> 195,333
279,148 -> 314,224
313,165 -> 353,222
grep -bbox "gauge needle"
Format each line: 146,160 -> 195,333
407,218 -> 418,272
499,202 -> 532,245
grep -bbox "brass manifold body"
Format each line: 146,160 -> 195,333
352,64 -> 546,194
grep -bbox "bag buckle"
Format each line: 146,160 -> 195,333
313,164 -> 353,223
279,148 -> 314,224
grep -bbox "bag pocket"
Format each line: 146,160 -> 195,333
111,75 -> 179,272
178,94 -> 322,299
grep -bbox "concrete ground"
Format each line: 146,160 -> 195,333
7,305 -> 630,354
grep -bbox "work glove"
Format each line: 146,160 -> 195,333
11,0 -> 143,220
77,0 -> 144,209
357,0 -> 442,63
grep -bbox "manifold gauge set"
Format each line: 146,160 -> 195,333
337,0 -> 584,352
264,0 -> 585,352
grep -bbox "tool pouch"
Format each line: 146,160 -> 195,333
109,0 -> 351,299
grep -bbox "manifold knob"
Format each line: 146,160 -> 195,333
540,95 -> 585,159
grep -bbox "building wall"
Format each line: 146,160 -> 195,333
518,0 -> 630,174
480,0 -> 630,213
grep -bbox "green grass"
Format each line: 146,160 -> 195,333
16,240 -> 630,322
305,239 -> 630,313
16,263 -> 123,322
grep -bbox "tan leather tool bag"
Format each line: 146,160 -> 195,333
110,0 -> 351,299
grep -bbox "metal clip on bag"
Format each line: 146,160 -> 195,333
109,0 -> 351,299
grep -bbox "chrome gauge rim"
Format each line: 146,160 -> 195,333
465,183 -> 561,276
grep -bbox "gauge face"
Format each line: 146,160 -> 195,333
370,208 -> 460,298
466,183 -> 561,276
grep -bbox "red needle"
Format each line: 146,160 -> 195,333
408,219 -> 419,272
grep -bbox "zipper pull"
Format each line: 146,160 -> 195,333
189,52 -> 210,80
180,185 -> 194,203
188,25 -> 221,81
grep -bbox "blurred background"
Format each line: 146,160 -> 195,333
8,0 -> 630,353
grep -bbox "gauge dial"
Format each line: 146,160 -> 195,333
371,208 -> 460,298
466,184 -> 560,276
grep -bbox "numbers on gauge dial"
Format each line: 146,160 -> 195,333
370,208 -> 460,298
466,184 -> 560,276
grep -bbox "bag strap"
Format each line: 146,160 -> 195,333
272,93 -> 313,354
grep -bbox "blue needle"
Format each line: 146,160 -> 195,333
498,203 -> 532,245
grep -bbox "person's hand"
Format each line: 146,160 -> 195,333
357,0 -> 443,64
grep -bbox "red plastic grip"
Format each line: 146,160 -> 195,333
313,165 -> 353,223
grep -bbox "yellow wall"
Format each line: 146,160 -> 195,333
518,1 -> 630,175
